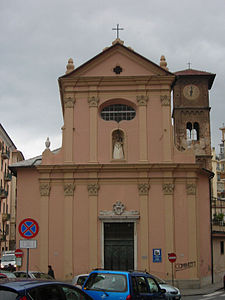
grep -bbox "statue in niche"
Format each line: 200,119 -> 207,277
112,130 -> 124,159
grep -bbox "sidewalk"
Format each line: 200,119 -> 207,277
180,281 -> 223,296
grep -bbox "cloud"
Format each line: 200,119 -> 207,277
0,0 -> 224,158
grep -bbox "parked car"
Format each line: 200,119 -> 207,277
13,271 -> 54,280
152,275 -> 181,300
0,250 -> 16,270
83,270 -> 167,300
72,274 -> 89,288
0,279 -> 94,300
0,271 -> 17,279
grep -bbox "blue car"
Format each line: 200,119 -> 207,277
0,279 -> 94,300
83,270 -> 166,300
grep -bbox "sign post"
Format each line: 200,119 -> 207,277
15,249 -> 23,268
168,252 -> 177,286
18,218 -> 39,278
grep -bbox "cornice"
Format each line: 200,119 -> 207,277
36,162 -> 202,174
59,75 -> 175,88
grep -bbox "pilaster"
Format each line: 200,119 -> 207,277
186,178 -> 198,278
63,95 -> 75,163
138,181 -> 150,270
39,180 -> 50,272
88,181 -> 99,269
88,96 -> 99,162
137,95 -> 148,162
161,94 -> 172,161
163,174 -> 175,277
63,176 -> 75,280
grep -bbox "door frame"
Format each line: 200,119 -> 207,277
101,220 -> 137,270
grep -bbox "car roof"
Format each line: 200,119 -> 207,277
0,279 -> 73,292
90,270 -> 153,276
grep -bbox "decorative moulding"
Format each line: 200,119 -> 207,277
40,183 -> 51,196
99,201 -> 140,220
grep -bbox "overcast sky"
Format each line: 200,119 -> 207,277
0,0 -> 224,159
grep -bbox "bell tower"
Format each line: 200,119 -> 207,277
172,68 -> 216,169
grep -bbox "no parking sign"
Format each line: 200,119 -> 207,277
18,218 -> 39,239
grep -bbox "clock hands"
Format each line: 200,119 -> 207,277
189,86 -> 193,97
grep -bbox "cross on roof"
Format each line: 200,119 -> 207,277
187,61 -> 191,69
112,24 -> 124,39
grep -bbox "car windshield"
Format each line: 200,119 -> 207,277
84,273 -> 127,292
153,275 -> 166,284
77,276 -> 88,286
1,255 -> 15,262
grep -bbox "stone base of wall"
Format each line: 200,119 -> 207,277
167,275 -> 212,289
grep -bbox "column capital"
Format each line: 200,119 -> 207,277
87,183 -> 100,196
39,182 -> 51,196
162,183 -> 174,195
88,96 -> 99,107
64,183 -> 75,196
186,183 -> 196,195
136,95 -> 149,106
160,95 -> 170,106
138,183 -> 150,195
64,96 -> 76,108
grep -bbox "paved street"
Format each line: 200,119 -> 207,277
183,289 -> 225,299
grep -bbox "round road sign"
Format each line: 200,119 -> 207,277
15,249 -> 23,258
168,252 -> 177,263
18,218 -> 39,239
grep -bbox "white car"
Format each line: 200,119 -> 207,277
153,275 -> 181,300
13,271 -> 54,280
72,274 -> 89,288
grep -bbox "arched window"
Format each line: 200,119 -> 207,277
186,122 -> 192,141
101,104 -> 136,122
193,122 -> 200,140
112,130 -> 124,159
186,122 -> 199,141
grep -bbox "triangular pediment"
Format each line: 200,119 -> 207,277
60,41 -> 173,79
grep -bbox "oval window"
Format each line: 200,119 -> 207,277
100,104 -> 136,122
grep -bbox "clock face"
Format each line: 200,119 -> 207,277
183,84 -> 200,100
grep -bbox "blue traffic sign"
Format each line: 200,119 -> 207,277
18,218 -> 39,239
153,248 -> 162,263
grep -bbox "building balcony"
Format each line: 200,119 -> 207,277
4,171 -> 12,182
0,188 -> 8,199
212,198 -> 225,208
212,220 -> 225,233
2,213 -> 10,222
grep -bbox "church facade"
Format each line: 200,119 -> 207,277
11,39 -> 215,288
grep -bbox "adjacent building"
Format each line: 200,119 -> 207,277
11,39 -> 216,288
211,125 -> 225,282
0,124 -> 23,253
